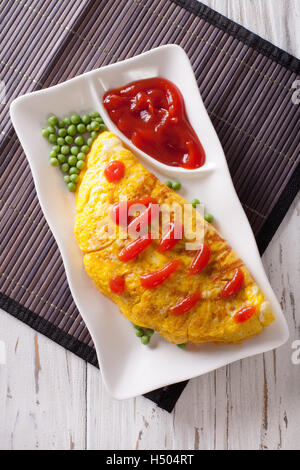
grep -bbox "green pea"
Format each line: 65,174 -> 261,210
86,124 -> 92,132
70,174 -> 79,183
165,181 -> 173,188
68,155 -> 77,166
41,128 -> 49,138
65,135 -> 73,145
191,198 -> 200,208
58,128 -> 67,137
172,181 -> 181,191
57,154 -> 66,164
58,120 -> 65,128
67,182 -> 76,192
69,167 -> 79,175
64,117 -> 71,126
61,163 -> 70,173
77,123 -> 86,134
81,145 -> 89,154
74,136 -> 84,146
177,343 -> 186,349
67,124 -> 77,136
141,335 -> 150,345
76,160 -> 85,170
135,329 -> 144,338
90,111 -> 100,118
71,146 -> 79,156
204,213 -> 214,223
95,117 -> 103,124
50,157 -> 59,167
145,329 -> 154,336
87,137 -> 93,146
82,114 -> 91,124
64,175 -> 70,183
70,114 -> 81,125
133,324 -> 143,331
77,152 -> 86,161
61,145 -> 70,155
57,137 -> 65,146
48,134 -> 57,143
52,145 -> 60,153
91,121 -> 100,131
91,131 -> 97,139
47,125 -> 55,134
50,150 -> 57,158
48,115 -> 58,127
99,123 -> 107,132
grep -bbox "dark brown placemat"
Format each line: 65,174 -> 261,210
0,0 -> 299,413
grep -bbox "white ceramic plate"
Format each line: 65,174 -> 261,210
10,45 -> 289,399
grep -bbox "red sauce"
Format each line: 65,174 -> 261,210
157,222 -> 183,253
103,78 -> 205,169
234,305 -> 256,323
221,268 -> 244,299
189,243 -> 211,274
109,276 -> 125,294
104,160 -> 125,183
140,260 -> 181,289
170,292 -> 202,316
110,197 -> 158,227
127,199 -> 160,237
118,235 -> 152,262
110,201 -> 131,227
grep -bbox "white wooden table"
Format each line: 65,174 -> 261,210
0,0 -> 299,450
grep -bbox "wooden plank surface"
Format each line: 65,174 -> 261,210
202,0 -> 300,58
0,0 -> 299,450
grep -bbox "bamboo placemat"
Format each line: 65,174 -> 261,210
0,0 -> 299,412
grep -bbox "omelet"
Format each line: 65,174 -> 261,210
75,131 -> 274,345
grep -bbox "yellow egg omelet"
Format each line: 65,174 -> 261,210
75,131 -> 274,345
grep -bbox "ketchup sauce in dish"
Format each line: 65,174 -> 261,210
103,78 -> 205,169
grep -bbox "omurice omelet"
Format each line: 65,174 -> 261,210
74,131 -> 274,345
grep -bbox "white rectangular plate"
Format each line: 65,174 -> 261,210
10,45 -> 289,399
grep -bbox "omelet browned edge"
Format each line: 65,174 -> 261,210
75,131 -> 275,345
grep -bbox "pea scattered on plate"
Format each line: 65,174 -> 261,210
141,335 -> 150,345
204,213 -> 214,223
132,323 -> 155,346
42,111 -> 107,191
165,180 -> 182,191
131,322 -> 185,348
191,198 -> 200,208
136,329 -> 144,338
172,181 -> 181,191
